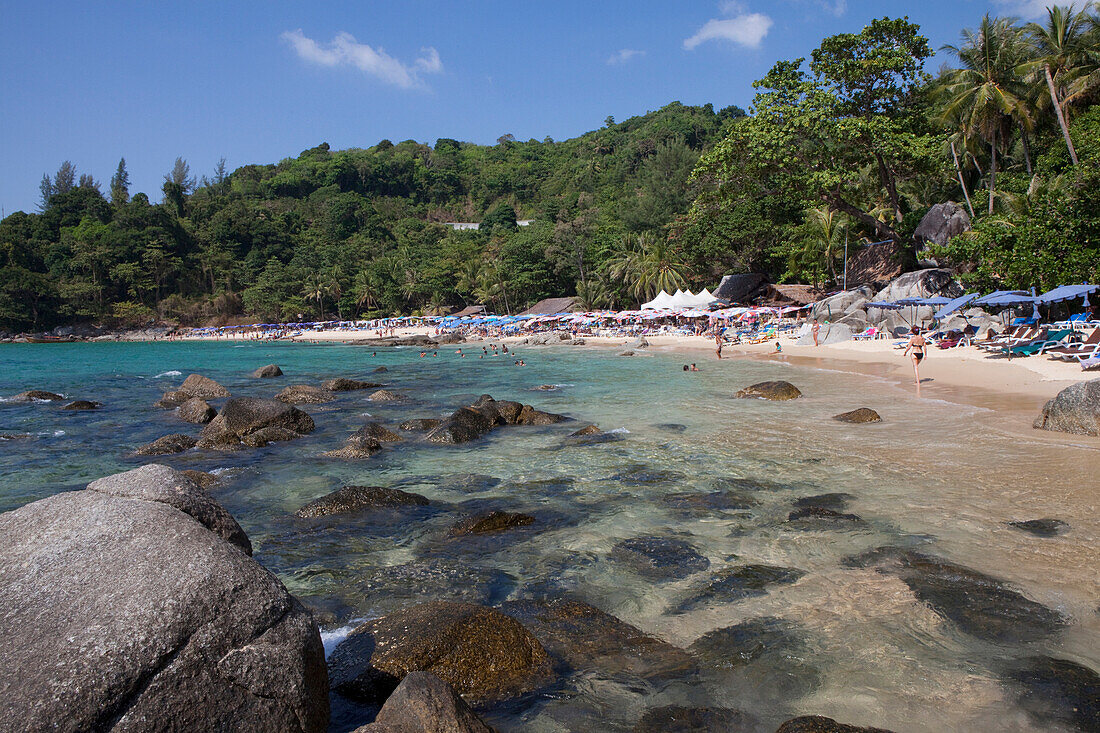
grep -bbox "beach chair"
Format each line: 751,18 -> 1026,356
1003,329 -> 1072,357
978,326 -> 1036,352
1045,328 -> 1100,362
852,327 -> 878,341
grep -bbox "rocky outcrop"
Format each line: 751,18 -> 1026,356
776,716 -> 896,733
735,381 -> 802,401
500,598 -> 696,682
833,408 -> 881,423
351,672 -> 493,733
62,400 -> 101,410
425,395 -> 567,444
400,418 -> 442,432
328,601 -> 553,705
843,240 -> 913,288
178,397 -> 216,424
135,433 -> 197,455
450,510 -> 535,536
198,397 -> 315,449
871,268 -> 964,303
611,537 -> 710,580
0,465 -> 328,732
11,389 -> 64,401
1033,378 -> 1100,436
914,202 -> 971,263
321,378 -> 381,391
795,322 -> 854,345
714,273 -> 769,303
296,486 -> 429,518
179,373 -> 231,399
251,364 -> 283,378
276,385 -> 335,404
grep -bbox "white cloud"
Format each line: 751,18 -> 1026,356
991,0 -> 1053,19
281,29 -> 442,89
820,0 -> 847,16
607,49 -> 644,65
684,13 -> 773,50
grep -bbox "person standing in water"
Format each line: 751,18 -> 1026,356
715,330 -> 723,359
902,327 -> 927,394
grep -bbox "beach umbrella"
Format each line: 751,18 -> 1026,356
934,293 -> 979,321
1036,283 -> 1098,307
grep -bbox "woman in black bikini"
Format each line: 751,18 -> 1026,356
902,326 -> 926,394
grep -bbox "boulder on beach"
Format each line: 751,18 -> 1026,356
320,377 -> 381,392
178,397 -> 216,424
450,510 -> 535,536
276,384 -> 335,405
296,485 -> 429,518
62,400 -> 101,410
250,364 -> 283,378
135,433 -> 198,455
12,389 -> 64,402
0,465 -> 329,732
198,397 -> 315,449
179,373 -> 231,399
328,600 -> 554,705
795,322 -> 854,345
1033,377 -> 1100,436
833,408 -> 882,423
500,598 -> 697,682
351,672 -> 493,733
736,381 -> 802,401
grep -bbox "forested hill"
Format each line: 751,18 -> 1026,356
0,102 -> 745,331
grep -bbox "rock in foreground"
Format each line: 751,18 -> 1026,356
276,384 -> 335,405
1033,377 -> 1100,436
0,465 -> 328,732
296,486 -> 429,518
198,397 -> 315,449
776,715 -> 895,732
135,433 -> 197,455
321,377 -> 381,391
251,364 -> 283,378
179,373 -> 231,399
425,395 -> 567,444
352,672 -> 494,733
328,601 -> 553,705
735,381 -> 802,401
833,408 -> 881,423
450,510 -> 535,536
178,397 -> 216,424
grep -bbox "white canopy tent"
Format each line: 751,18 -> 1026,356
642,288 -> 716,310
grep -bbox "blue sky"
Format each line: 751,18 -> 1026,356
0,0 -> 1052,215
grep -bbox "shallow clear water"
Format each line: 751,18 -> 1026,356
1,341 -> 1097,732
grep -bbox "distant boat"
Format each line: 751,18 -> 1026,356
25,335 -> 76,343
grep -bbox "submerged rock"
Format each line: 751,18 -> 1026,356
688,617 -> 819,701
368,389 -> 404,402
328,601 -> 554,705
352,561 -> 515,615
1033,377 -> 1100,436
845,547 -> 1067,643
425,395 -> 566,444
793,493 -> 854,511
178,397 -> 216,424
735,381 -> 802,401
611,537 -> 710,580
360,422 -> 402,443
675,564 -> 805,612
0,465 -> 328,731
500,597 -> 696,681
833,407 -> 882,423
1003,655 -> 1100,732
399,418 -> 441,432
241,426 -> 305,448
654,423 -> 688,432
352,672 -> 494,733
179,469 -> 218,490
322,432 -> 382,459
198,397 -> 315,449
776,716 -> 896,733
633,705 -> 760,733
570,424 -> 601,436
296,485 -> 429,518
662,490 -> 758,512
276,384 -> 335,405
1007,518 -> 1069,537
450,510 -> 535,536
11,389 -> 63,401
372,366 -> 388,373
609,466 -> 686,486
787,506 -> 866,529
135,433 -> 197,455
61,400 -> 101,410
321,377 -> 381,391
250,364 -> 283,378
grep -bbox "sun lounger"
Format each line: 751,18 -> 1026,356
1045,328 -> 1100,361
852,327 -> 878,341
1003,329 -> 1072,357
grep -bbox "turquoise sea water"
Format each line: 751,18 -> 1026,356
1,341 -> 1097,732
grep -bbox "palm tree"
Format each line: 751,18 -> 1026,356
302,272 -> 329,319
607,232 -> 689,305
1026,4 -> 1092,165
327,265 -> 344,319
940,15 -> 1034,214
803,207 -> 846,284
353,269 -> 380,315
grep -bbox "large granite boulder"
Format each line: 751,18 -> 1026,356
714,273 -> 769,304
178,397 -> 216,424
843,240 -> 913,288
352,672 -> 494,733
1033,378 -> 1100,436
914,202 -> 971,264
276,385 -> 335,405
179,373 -> 231,399
198,397 -> 315,449
735,381 -> 802,401
0,465 -> 328,731
251,364 -> 283,378
328,601 -> 553,705
810,286 -> 875,321
795,322 -> 853,345
871,268 -> 964,304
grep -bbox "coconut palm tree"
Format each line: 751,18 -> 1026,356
803,207 -> 846,285
353,269 -> 381,315
940,15 -> 1034,214
607,232 -> 689,305
1026,4 -> 1093,165
302,272 -> 329,319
